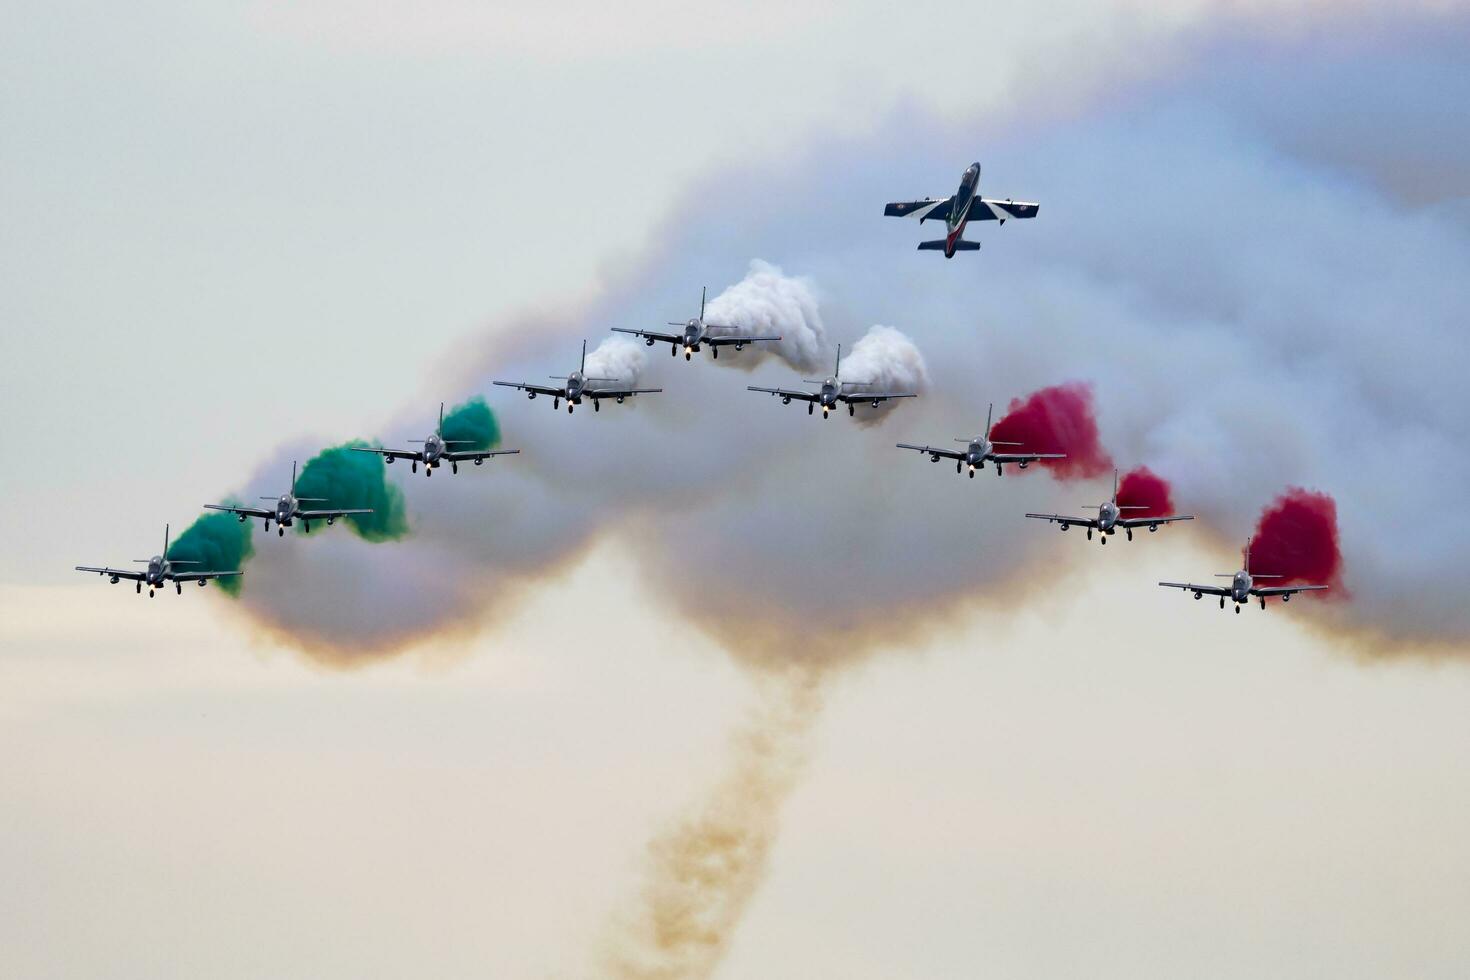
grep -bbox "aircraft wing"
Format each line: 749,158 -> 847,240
884,197 -> 953,222
587,387 -> 661,398
896,443 -> 965,461
1253,584 -> 1330,597
611,327 -> 681,344
747,386 -> 820,403
75,565 -> 146,581
442,448 -> 521,462
203,503 -> 273,520
967,198 -> 1040,221
705,334 -> 782,346
837,391 -> 917,404
1117,514 -> 1195,528
991,451 -> 1066,464
298,507 -> 374,519
493,380 -> 567,398
350,447 -> 421,463
1158,581 -> 1232,597
1025,512 -> 1100,530
171,569 -> 243,582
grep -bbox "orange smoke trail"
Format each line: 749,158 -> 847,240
598,665 -> 824,980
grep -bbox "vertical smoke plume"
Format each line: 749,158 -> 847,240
439,395 -> 501,450
1115,466 -> 1176,519
167,509 -> 254,597
586,336 -> 651,388
1250,488 -> 1344,592
599,668 -> 823,980
837,325 -> 930,427
295,443 -> 410,541
989,383 -> 1111,479
701,260 -> 827,372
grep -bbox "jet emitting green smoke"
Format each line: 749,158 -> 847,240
294,442 -> 410,541
439,396 -> 501,451
167,509 -> 255,597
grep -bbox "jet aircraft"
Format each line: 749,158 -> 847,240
884,161 -> 1038,257
747,344 -> 917,419
75,524 -> 242,597
896,403 -> 1065,478
493,340 -> 662,413
204,461 -> 373,536
1159,538 -> 1330,612
611,287 -> 782,361
1025,469 -> 1194,543
351,402 -> 520,476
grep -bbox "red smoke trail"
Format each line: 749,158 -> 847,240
1250,488 -> 1344,593
990,382 -> 1112,479
1115,466 -> 1175,519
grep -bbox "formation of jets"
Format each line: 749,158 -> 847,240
78,160 -> 1331,614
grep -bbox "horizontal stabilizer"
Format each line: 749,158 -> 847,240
917,240 -> 979,251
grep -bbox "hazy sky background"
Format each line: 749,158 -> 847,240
3,1 -> 1469,977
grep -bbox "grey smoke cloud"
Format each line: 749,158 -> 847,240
219,22 -> 1470,664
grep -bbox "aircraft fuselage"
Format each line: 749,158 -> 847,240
944,162 -> 981,258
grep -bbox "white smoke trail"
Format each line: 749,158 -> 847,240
701,260 -> 827,372
837,325 -> 931,427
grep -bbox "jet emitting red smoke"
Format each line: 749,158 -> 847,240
1250,488 -> 1344,593
1115,466 -> 1175,519
989,382 -> 1112,479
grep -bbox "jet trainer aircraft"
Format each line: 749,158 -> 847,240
747,344 -> 918,419
884,161 -> 1039,258
351,403 -> 520,477
610,287 -> 782,361
75,524 -> 242,597
1025,470 -> 1194,543
1159,538 -> 1330,613
493,340 -> 662,413
204,461 -> 374,537
896,403 -> 1065,478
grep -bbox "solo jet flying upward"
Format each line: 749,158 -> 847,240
747,344 -> 918,419
75,524 -> 242,597
493,340 -> 662,413
610,287 -> 782,361
884,161 -> 1038,258
203,461 -> 374,537
1025,470 -> 1194,543
351,403 -> 520,476
1159,538 -> 1330,613
896,403 -> 1065,478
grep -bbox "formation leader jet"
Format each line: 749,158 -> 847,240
494,340 -> 662,414
204,461 -> 373,537
747,344 -> 917,419
611,286 -> 782,361
896,403 -> 1065,478
75,524 -> 242,597
884,161 -> 1038,257
352,403 -> 520,476
1159,538 -> 1330,613
1025,469 -> 1194,543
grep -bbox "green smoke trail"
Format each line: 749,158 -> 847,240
167,508 -> 255,597
439,396 -> 501,451
295,442 -> 409,542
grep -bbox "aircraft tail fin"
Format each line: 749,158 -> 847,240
699,286 -> 706,321
918,240 -> 979,251
163,523 -> 169,558
291,460 -> 297,494
834,343 -> 841,378
438,401 -> 444,434
580,339 -> 587,374
984,402 -> 994,439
